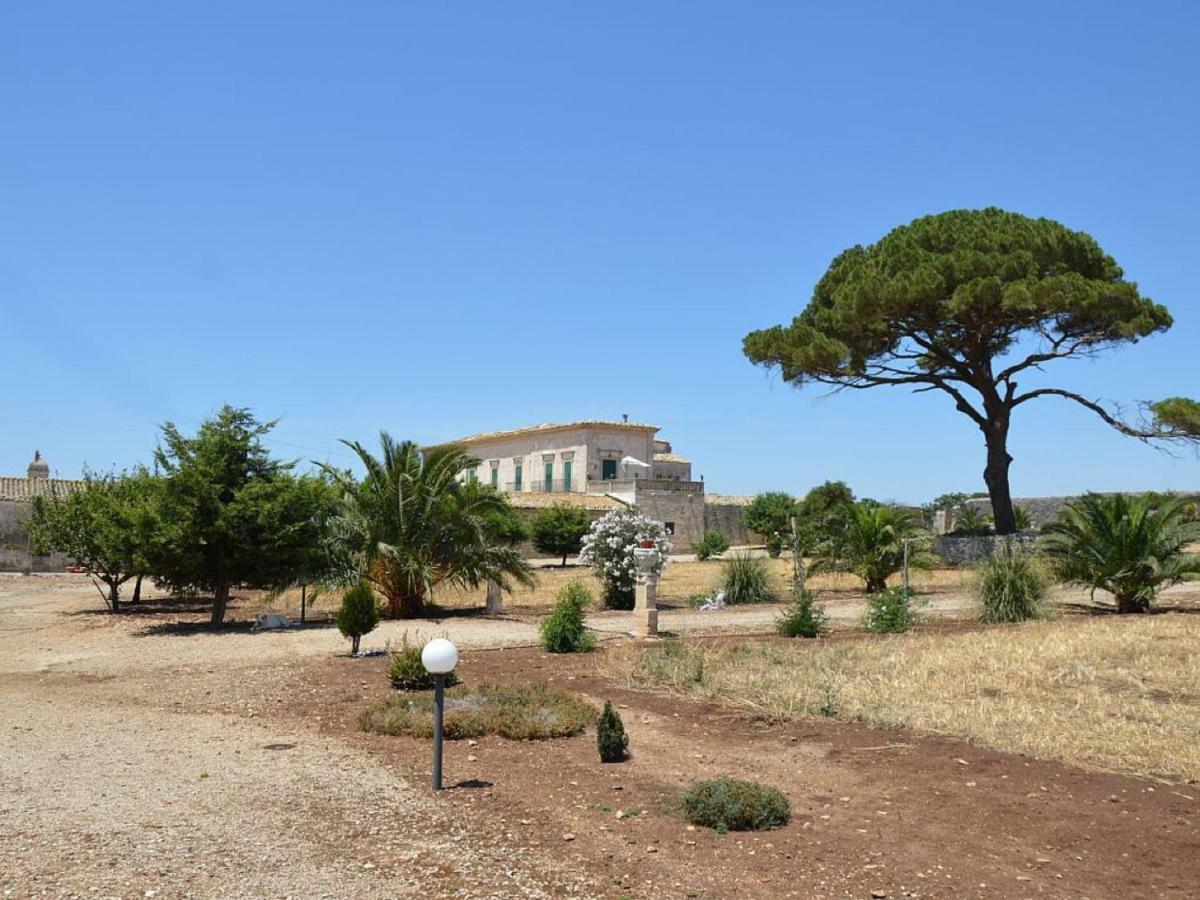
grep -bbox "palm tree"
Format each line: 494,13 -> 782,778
1040,492 -> 1200,613
812,501 -> 933,593
321,433 -> 535,618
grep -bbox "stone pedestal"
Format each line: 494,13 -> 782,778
632,547 -> 660,637
485,579 -> 503,616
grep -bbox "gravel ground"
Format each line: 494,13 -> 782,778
0,576 -> 594,899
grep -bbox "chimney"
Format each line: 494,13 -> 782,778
622,413 -> 628,423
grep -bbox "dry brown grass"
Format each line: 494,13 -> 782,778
606,614 -> 1200,782
253,558 -> 969,617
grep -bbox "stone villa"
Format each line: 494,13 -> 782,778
425,418 -> 755,551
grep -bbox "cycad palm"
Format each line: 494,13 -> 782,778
813,501 -> 932,593
322,433 -> 534,618
1040,493 -> 1200,613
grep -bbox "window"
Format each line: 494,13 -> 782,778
602,458 -> 617,480
664,521 -> 675,536
563,460 -> 572,492
514,464 -> 523,491
545,460 -> 554,492
490,467 -> 498,488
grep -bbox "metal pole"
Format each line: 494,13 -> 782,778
300,582 -> 307,624
432,674 -> 445,790
902,538 -> 910,612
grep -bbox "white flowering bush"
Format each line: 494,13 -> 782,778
579,509 -> 672,609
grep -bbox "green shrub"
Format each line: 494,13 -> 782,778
864,585 -> 922,634
681,778 -> 790,832
720,553 -> 775,604
694,530 -> 730,561
603,583 -> 635,610
360,682 -> 596,740
387,642 -> 462,691
764,533 -> 784,558
776,588 -> 826,638
596,700 -> 629,762
336,581 -> 380,654
976,543 -> 1048,623
539,582 -> 596,653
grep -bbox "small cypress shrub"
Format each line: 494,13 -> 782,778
336,580 -> 380,655
864,585 -> 921,634
681,778 -> 790,832
693,529 -> 730,561
720,553 -> 775,604
976,543 -> 1048,623
596,700 -> 629,762
388,640 -> 462,691
776,588 -> 826,638
539,582 -> 596,653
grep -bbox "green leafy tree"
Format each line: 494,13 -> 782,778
795,480 -> 855,548
28,469 -> 159,612
336,580 -> 380,654
151,406 -> 331,626
812,501 -> 933,593
744,208 -> 1199,534
741,492 -> 798,543
1040,493 -> 1200,613
321,433 -> 535,618
531,503 -> 592,566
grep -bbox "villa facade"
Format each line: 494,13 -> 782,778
424,419 -> 717,549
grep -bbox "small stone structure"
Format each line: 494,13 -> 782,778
631,546 -> 660,637
0,452 -> 81,573
935,534 -> 1039,566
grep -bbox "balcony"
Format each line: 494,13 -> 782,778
584,478 -> 704,496
505,479 -> 577,493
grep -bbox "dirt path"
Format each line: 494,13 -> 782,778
0,579 -> 594,899
3,576 -> 1199,898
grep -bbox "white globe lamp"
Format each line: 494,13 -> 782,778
422,638 -> 459,790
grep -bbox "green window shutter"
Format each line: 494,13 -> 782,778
563,460 -> 572,492
490,467 -> 498,488
545,461 -> 554,492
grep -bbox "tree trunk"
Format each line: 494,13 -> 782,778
107,579 -> 120,613
385,590 -> 425,619
1117,594 -> 1150,614
983,426 -> 1017,535
561,554 -> 568,567
131,574 -> 144,604
211,577 -> 230,627
351,634 -> 361,654
865,576 -> 887,594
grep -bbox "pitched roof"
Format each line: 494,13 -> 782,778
426,420 -> 659,449
506,492 -> 629,512
0,477 -> 83,503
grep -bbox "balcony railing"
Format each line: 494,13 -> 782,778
641,479 -> 705,494
505,479 -> 576,493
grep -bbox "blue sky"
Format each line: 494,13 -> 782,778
2,1 -> 1198,503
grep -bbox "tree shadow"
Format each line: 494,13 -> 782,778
1057,601 -> 1200,617
452,779 -> 494,789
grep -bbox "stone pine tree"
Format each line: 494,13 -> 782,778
744,208 -> 1199,534
151,406 -> 332,626
531,503 -> 592,566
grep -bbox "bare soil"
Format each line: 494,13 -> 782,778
2,575 -> 1198,898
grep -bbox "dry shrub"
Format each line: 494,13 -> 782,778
360,682 -> 596,740
607,616 -> 1200,781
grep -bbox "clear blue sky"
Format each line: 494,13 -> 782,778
3,1 -> 1198,502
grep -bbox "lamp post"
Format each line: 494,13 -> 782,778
421,637 -> 459,791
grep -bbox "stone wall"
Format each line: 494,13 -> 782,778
964,491 -> 1200,530
935,533 -> 1039,567
0,500 -> 74,573
634,490 -> 706,552
703,500 -> 763,547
